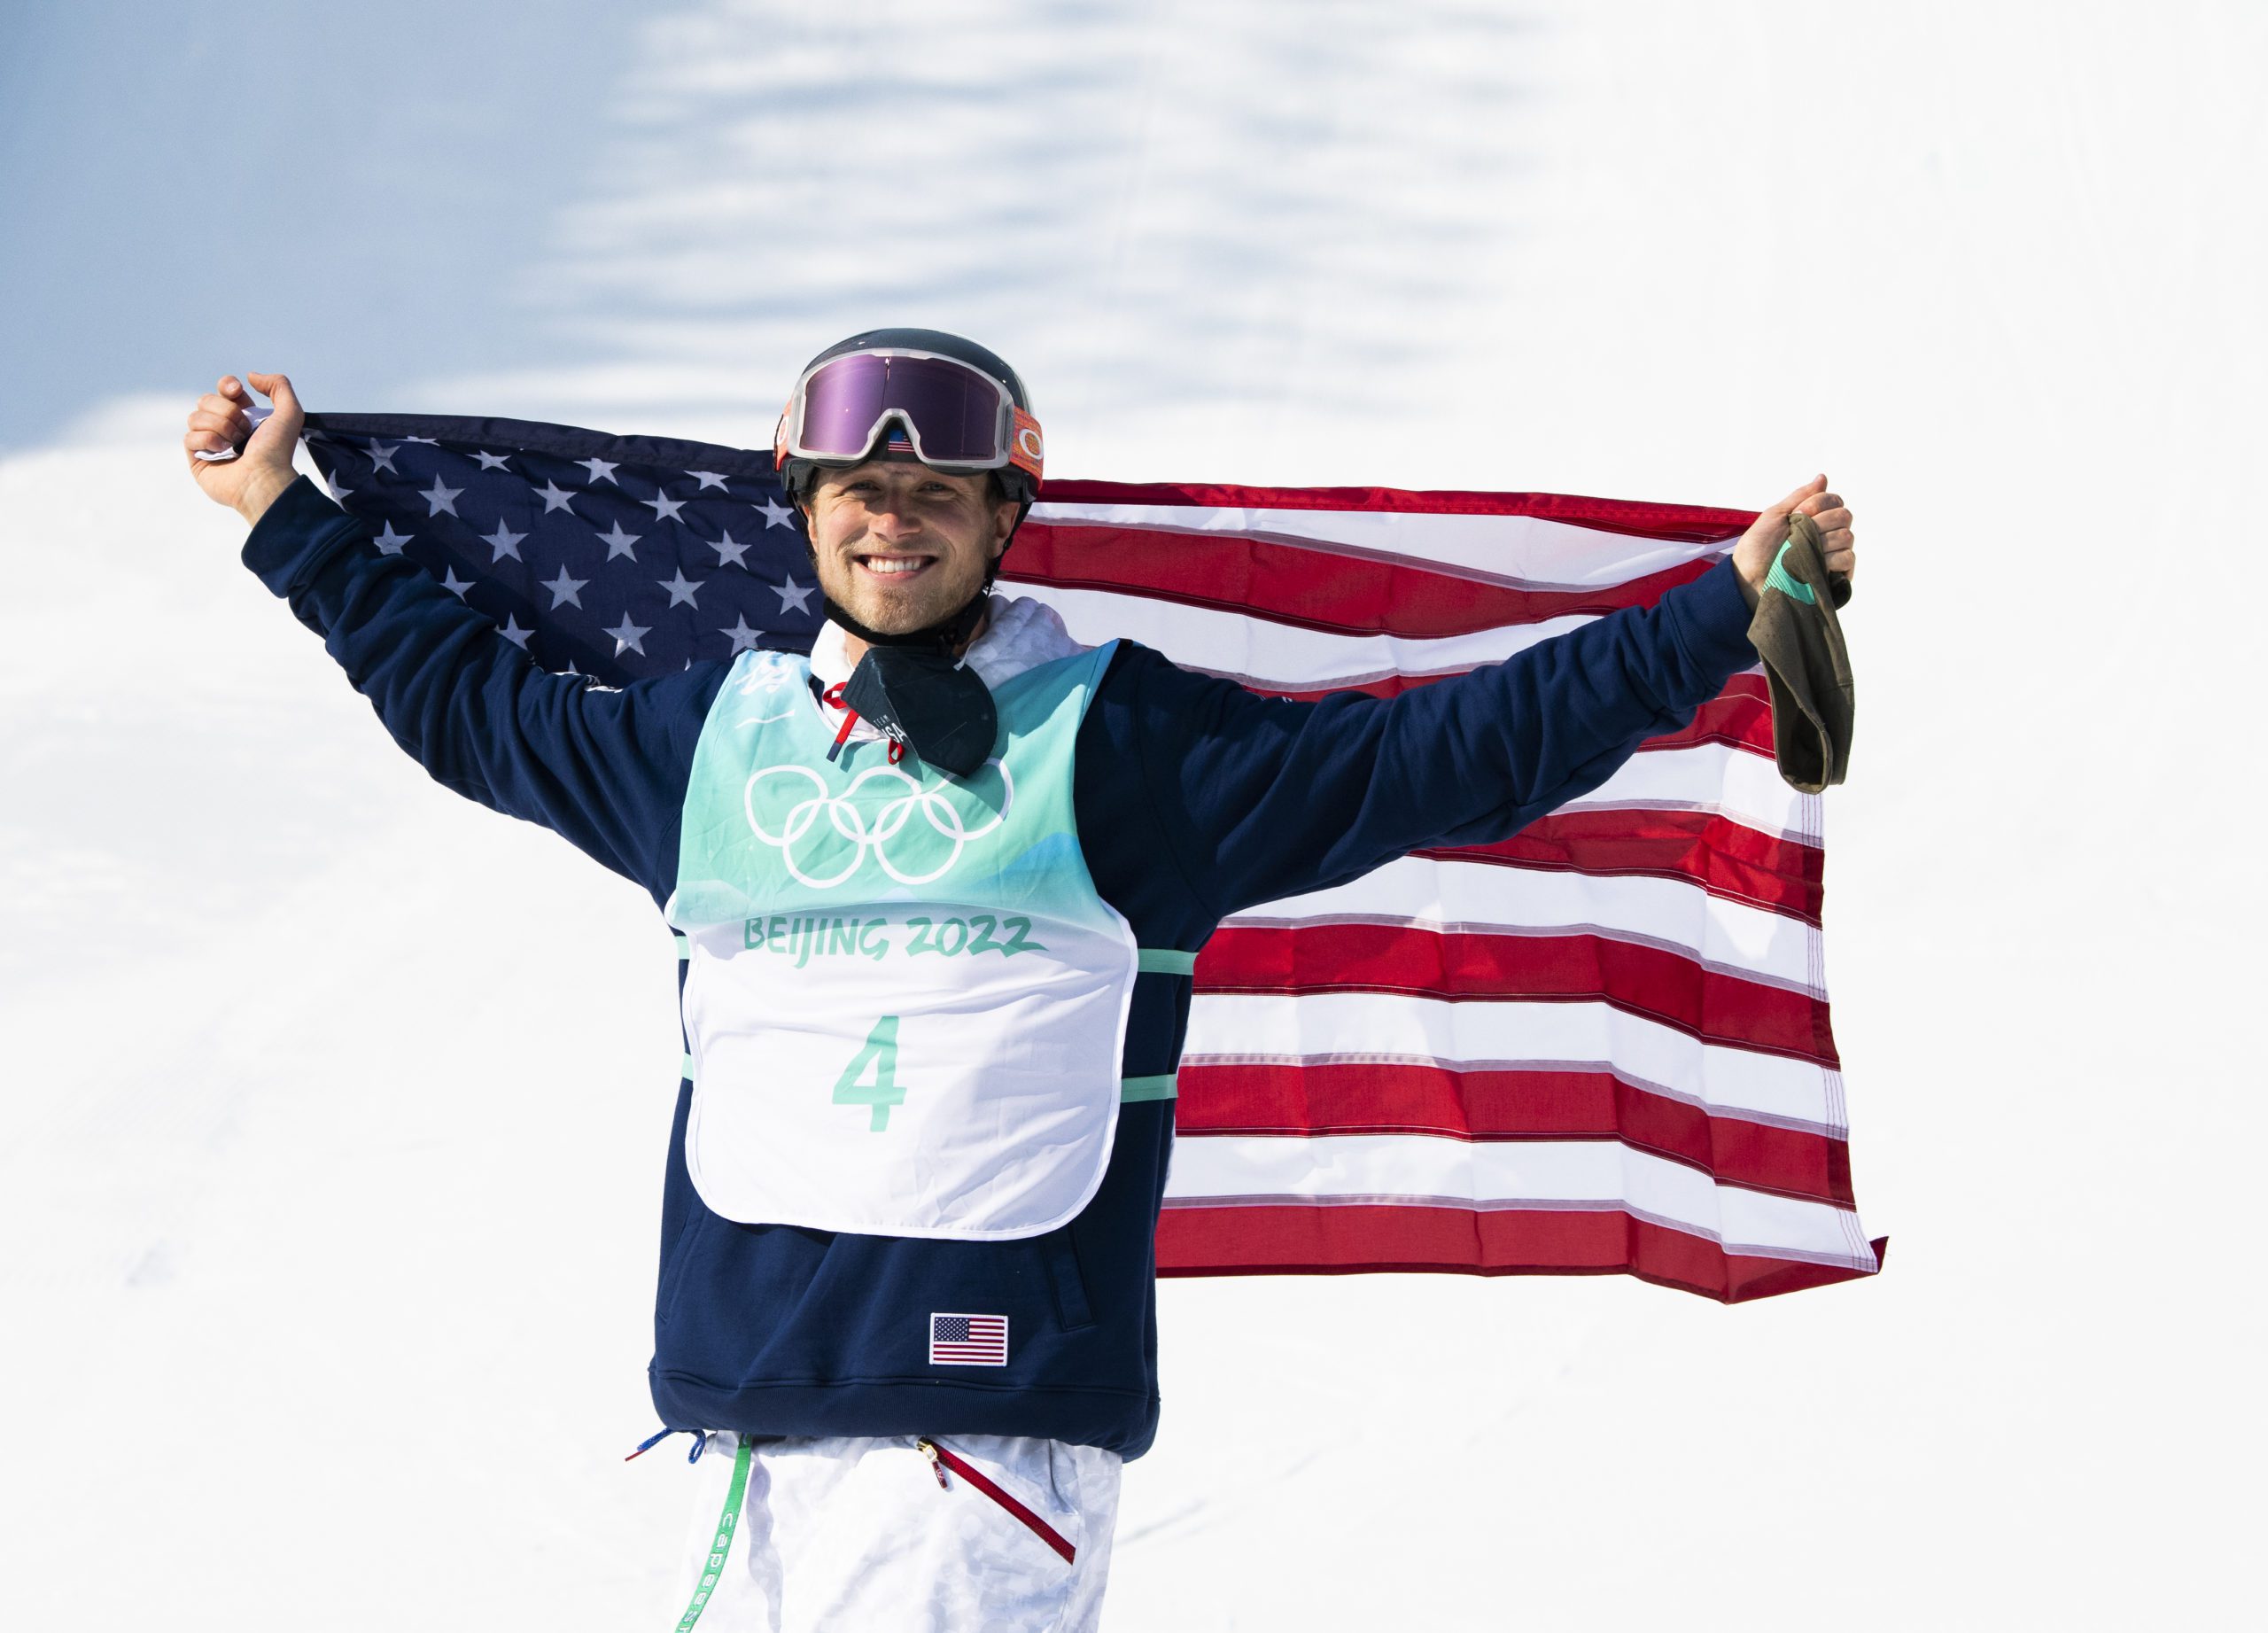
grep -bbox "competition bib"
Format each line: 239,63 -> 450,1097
664,642 -> 1137,1240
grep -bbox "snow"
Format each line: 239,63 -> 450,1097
3,3 -> 2262,1627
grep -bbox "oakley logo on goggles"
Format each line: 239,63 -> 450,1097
776,349 -> 1044,483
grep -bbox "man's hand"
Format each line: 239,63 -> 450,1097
184,372 -> 306,527
1732,475 -> 1857,609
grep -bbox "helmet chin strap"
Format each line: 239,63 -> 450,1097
818,587 -> 990,656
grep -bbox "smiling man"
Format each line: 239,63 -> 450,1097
805,459 -> 1014,633
184,329 -> 1856,1632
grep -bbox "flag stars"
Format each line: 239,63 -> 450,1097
775,574 -> 814,614
536,481 -> 577,515
579,456 -> 620,486
658,569 -> 704,609
421,477 -> 463,517
498,616 -> 533,649
596,520 -> 642,561
367,442 -> 400,473
371,522 -> 413,556
327,471 -> 354,503
540,567 -> 587,609
721,615 -> 764,654
760,496 -> 796,531
640,490 -> 688,524
440,566 -> 475,599
687,470 -> 731,491
709,529 -> 750,569
604,614 -> 651,656
481,520 -> 527,563
473,450 -> 513,471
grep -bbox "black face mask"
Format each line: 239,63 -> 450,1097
841,647 -> 999,780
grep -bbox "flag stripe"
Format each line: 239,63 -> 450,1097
1542,743 -> 1819,843
1228,854 -> 1825,995
1419,811 -> 1826,925
1021,581 -> 1598,689
1036,481 -> 1757,556
1153,1205 -> 1882,1303
1006,520 -> 1726,636
1196,924 -> 1837,1065
1172,1062 -> 1853,1205
1160,1135 -> 1875,1265
1180,992 -> 1845,1131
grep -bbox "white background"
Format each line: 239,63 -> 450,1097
2,3 -> 2260,1627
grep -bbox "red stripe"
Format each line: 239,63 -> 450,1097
1153,1203 -> 1884,1303
1172,1063 -> 1852,1206
1006,521 -> 1722,637
1639,676 -> 1772,755
1196,924 -> 1837,1066
926,1441 -> 1076,1563
1418,810 -> 1825,926
1037,478 -> 1759,542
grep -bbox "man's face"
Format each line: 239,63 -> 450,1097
803,461 -> 1019,637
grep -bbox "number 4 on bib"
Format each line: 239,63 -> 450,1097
834,1015 -> 905,1132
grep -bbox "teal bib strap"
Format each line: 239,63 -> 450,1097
681,1054 -> 695,1083
675,934 -> 690,960
1126,953 -> 1190,1105
673,1436 -> 752,1631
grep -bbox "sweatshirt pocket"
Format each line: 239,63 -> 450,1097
1037,1225 -> 1094,1332
655,1209 -> 711,1329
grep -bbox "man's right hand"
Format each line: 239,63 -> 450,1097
184,372 -> 306,526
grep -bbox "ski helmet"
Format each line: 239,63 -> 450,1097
775,329 -> 1044,653
775,328 -> 1043,530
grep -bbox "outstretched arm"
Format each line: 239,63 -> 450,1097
1126,479 -> 1857,920
185,373 -> 716,900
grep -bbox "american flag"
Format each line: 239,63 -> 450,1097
298,412 -> 1883,1305
929,1313 -> 1012,1367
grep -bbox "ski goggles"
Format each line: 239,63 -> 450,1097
775,349 -> 1045,483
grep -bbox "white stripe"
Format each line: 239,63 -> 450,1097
1161,1135 -> 1875,1269
1572,743 -> 1821,845
1030,501 -> 1735,588
1181,991 -> 1842,1132
1020,581 -> 1593,688
1225,856 -> 1824,994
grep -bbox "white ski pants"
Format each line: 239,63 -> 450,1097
665,1432 -> 1122,1632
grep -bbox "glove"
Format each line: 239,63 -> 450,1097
1747,509 -> 1854,794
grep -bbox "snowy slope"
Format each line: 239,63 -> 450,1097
4,3 -> 2262,1628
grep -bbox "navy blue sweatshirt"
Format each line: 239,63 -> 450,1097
243,473 -> 1759,1458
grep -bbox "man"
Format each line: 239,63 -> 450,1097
183,330 -> 1859,1631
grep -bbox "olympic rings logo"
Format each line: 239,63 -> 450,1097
742,758 -> 1014,889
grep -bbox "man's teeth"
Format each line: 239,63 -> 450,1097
864,557 -> 927,575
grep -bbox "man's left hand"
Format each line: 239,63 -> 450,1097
1732,475 -> 1857,609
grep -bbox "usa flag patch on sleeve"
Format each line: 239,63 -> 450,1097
929,1313 -> 1009,1366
